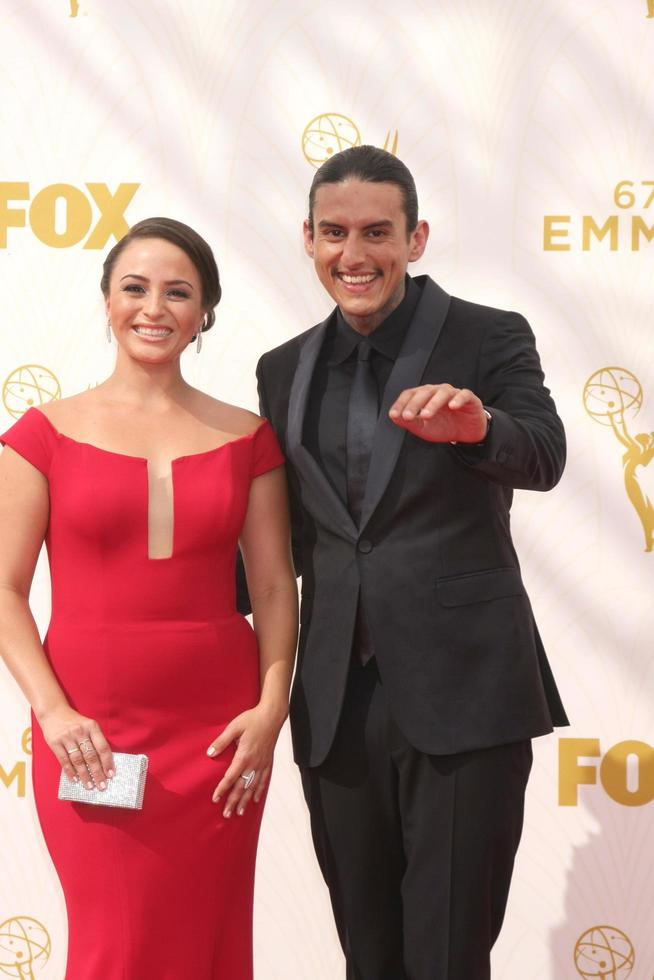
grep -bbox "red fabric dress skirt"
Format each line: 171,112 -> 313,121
1,407 -> 285,980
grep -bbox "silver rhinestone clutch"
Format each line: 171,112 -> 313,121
57,752 -> 148,809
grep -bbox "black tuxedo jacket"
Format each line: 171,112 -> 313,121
247,275 -> 568,768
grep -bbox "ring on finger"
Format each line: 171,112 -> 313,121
79,739 -> 94,754
240,770 -> 256,790
66,746 -> 82,756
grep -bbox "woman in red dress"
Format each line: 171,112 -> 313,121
0,218 -> 298,979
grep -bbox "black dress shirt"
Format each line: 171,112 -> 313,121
303,276 -> 422,506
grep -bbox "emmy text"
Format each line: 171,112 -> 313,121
544,181 -> 654,250
0,727 -> 32,799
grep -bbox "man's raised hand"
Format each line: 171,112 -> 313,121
389,384 -> 488,444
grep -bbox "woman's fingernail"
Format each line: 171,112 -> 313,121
107,769 -> 114,779
86,781 -> 94,790
223,808 -> 231,818
237,807 -> 244,816
207,746 -> 216,757
99,781 -> 107,791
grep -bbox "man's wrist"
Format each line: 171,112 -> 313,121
450,409 -> 492,446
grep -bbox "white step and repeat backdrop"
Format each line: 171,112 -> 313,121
1,1 -> 654,978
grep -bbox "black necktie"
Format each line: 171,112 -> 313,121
346,340 -> 378,664
346,340 -> 378,525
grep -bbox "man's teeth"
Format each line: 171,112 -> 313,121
134,326 -> 172,337
340,274 -> 376,284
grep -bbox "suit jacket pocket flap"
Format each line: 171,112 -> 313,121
436,567 -> 525,607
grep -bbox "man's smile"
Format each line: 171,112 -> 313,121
335,272 -> 380,292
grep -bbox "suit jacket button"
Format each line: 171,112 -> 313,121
358,539 -> 373,554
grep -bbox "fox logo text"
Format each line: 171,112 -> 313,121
0,182 -> 140,248
559,738 -> 654,807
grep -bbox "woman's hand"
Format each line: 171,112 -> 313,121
207,704 -> 286,818
39,705 -> 115,791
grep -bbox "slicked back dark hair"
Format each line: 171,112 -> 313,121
100,217 -> 221,333
308,145 -> 419,236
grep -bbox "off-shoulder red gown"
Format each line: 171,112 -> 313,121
1,406 -> 285,980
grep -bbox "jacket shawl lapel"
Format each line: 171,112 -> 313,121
358,277 -> 451,531
285,313 -> 358,541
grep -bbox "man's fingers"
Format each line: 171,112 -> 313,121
389,387 -> 417,417
447,388 -> 477,409
390,385 -> 457,420
419,388 -> 478,419
413,388 -> 457,419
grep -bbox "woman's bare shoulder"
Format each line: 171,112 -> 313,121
193,392 -> 263,437
34,391 -> 98,425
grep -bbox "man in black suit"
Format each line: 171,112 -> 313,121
242,145 -> 567,979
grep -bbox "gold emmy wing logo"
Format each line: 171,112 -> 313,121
302,113 -> 398,168
69,0 -> 79,15
574,926 -> 634,980
583,367 -> 654,552
647,0 -> 654,19
0,917 -> 51,979
2,366 -> 61,420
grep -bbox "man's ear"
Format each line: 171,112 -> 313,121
408,220 -> 429,262
303,219 -> 315,258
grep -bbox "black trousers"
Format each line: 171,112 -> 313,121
301,658 -> 533,980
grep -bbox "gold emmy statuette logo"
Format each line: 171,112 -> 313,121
574,926 -> 634,980
302,114 -> 362,168
381,128 -> 399,155
2,366 -> 61,420
647,0 -> 654,18
583,367 -> 654,552
301,114 -> 399,169
69,0 -> 79,15
0,917 -> 51,979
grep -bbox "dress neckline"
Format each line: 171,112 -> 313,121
28,406 -> 264,465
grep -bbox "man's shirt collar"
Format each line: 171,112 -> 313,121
330,275 -> 421,365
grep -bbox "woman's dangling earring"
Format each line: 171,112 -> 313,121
106,318 -> 112,343
196,317 -> 206,354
